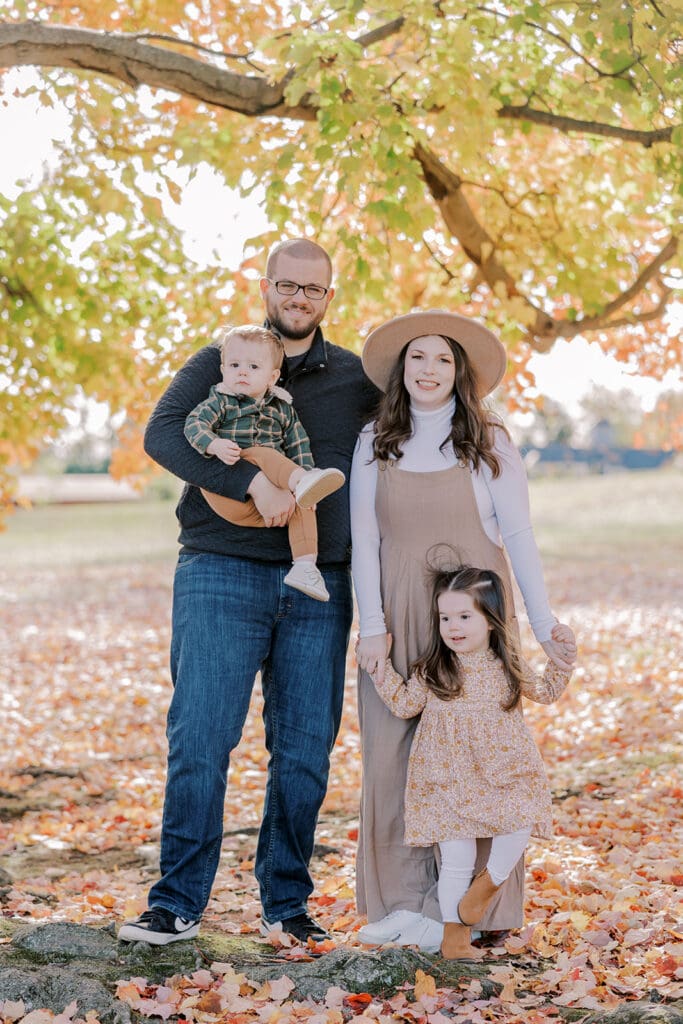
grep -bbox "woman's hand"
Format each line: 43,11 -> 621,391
541,622 -> 577,671
356,633 -> 391,683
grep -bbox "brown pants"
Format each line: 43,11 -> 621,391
200,446 -> 316,559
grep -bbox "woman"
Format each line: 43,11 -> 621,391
350,310 -> 574,951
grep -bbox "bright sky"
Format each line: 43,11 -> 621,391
1,70 -> 680,417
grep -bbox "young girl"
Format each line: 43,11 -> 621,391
370,564 -> 576,960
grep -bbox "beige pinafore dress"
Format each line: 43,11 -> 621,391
356,459 -> 525,928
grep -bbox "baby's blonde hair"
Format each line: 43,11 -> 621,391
218,324 -> 284,370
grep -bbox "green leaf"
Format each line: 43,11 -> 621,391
285,77 -> 311,106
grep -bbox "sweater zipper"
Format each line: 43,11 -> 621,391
280,360 -> 326,386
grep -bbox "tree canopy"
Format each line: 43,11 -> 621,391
0,1 -> 681,507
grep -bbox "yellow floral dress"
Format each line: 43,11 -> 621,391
373,648 -> 571,846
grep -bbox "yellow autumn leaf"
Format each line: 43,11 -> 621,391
570,911 -> 592,932
414,969 -> 437,999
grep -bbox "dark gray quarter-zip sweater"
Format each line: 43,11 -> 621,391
144,328 -> 380,566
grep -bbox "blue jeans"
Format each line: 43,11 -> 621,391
149,551 -> 352,923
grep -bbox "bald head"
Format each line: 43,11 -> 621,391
266,238 -> 333,285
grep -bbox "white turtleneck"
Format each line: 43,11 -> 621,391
350,398 -> 556,642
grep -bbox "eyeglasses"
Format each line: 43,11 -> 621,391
266,279 -> 329,300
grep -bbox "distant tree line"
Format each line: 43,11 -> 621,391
517,387 -> 683,452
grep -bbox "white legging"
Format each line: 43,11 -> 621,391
438,829 -> 531,923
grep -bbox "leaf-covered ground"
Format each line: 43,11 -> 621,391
1,481 -> 681,1022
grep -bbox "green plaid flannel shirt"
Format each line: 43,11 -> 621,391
184,385 -> 315,469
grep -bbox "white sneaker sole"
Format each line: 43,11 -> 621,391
117,921 -> 199,945
296,469 -> 345,509
397,935 -> 441,952
357,910 -> 423,945
358,928 -> 401,944
284,580 -> 330,601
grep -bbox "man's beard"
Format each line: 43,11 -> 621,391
267,307 -> 322,341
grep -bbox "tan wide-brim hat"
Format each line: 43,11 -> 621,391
362,309 -> 507,396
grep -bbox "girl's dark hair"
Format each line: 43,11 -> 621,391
412,564 -> 526,710
371,336 -> 503,476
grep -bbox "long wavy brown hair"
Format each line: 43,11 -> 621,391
412,565 -> 526,711
371,336 -> 502,476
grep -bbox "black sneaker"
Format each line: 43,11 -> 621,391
118,906 -> 199,945
260,912 -> 330,943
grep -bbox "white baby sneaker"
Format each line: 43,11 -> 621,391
284,562 -> 330,602
294,467 -> 345,509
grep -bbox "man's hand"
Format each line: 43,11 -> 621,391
541,622 -> 577,671
207,438 -> 242,465
248,471 -> 295,527
356,633 -> 391,683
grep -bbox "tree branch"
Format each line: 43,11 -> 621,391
413,142 -> 557,341
354,16 -> 406,48
554,236 -> 679,339
0,22 -> 317,120
0,274 -> 43,312
557,286 -> 673,338
0,16 -> 411,116
132,31 -> 263,72
600,236 -> 677,319
413,141 -> 679,348
476,3 -> 640,82
498,104 -> 675,146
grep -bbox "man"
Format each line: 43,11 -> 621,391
118,239 -> 379,945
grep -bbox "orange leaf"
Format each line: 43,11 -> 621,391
653,955 -> 679,978
196,990 -> 223,1013
310,938 -> 337,953
344,993 -> 373,1013
332,914 -> 356,929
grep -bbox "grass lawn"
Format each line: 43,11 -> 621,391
527,466 -> 682,563
0,466 -> 680,570
0,497 -> 180,569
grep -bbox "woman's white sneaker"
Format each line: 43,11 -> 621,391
357,909 -> 422,944
395,915 -> 443,952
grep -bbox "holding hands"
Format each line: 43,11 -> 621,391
541,622 -> 577,672
356,633 -> 392,684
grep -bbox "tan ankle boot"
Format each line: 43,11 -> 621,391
440,922 -> 483,960
457,868 -> 502,927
